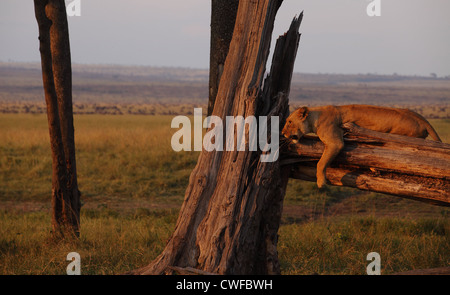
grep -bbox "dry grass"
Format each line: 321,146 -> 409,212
0,113 -> 448,274
0,208 -> 177,275
0,114 -> 199,203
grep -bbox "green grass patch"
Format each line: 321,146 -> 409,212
0,209 -> 447,275
0,114 -> 199,202
0,208 -> 177,275
278,216 -> 449,275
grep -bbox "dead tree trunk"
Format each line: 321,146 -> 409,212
34,0 -> 81,237
208,0 -> 239,116
130,0 -> 302,275
283,123 -> 450,207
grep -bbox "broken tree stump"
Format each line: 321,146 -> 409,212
128,1 -> 302,275
282,123 -> 450,207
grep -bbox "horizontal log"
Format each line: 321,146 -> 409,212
282,124 -> 450,206
290,164 -> 449,207
284,136 -> 450,180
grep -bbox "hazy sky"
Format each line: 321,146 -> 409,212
1,0 -> 449,76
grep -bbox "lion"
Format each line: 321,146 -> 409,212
282,105 -> 442,188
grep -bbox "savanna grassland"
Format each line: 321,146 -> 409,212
0,63 -> 449,275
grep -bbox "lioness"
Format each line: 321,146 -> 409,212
282,105 -> 442,188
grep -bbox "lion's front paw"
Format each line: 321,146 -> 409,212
316,175 -> 327,189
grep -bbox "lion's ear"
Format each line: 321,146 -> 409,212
298,107 -> 309,121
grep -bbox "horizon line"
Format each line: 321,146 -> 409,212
1,60 -> 449,79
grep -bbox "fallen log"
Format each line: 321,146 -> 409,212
282,123 -> 450,207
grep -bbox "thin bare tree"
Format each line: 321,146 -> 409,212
34,0 -> 81,237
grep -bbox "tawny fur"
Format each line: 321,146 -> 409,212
282,105 -> 442,188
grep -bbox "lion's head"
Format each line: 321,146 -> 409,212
282,107 -> 311,143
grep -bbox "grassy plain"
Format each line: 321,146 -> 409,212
1,63 -> 449,118
0,63 -> 449,274
0,113 -> 448,275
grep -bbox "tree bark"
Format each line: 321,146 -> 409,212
208,0 -> 239,117
130,0 -> 302,275
34,0 -> 80,237
283,123 -> 450,207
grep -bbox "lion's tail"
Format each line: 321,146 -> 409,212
425,122 -> 442,142
410,111 -> 442,142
